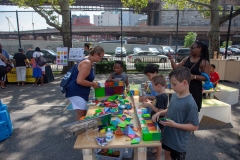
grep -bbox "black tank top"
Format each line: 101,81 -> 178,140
184,56 -> 203,112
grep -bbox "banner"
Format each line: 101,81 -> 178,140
68,48 -> 84,61
56,47 -> 68,66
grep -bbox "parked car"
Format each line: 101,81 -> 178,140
228,46 -> 240,55
220,48 -> 232,55
115,47 -> 127,57
148,48 -> 160,55
160,46 -> 175,55
85,53 -> 113,62
26,49 -> 57,63
176,48 -> 190,62
127,51 -> 168,63
132,47 -> 142,54
231,45 -> 240,49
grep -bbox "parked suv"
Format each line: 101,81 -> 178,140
26,49 -> 57,63
115,47 -> 127,57
127,51 -> 168,63
176,48 -> 190,62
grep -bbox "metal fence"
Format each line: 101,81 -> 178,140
0,8 -> 240,72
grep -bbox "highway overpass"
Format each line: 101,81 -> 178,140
0,26 -> 238,42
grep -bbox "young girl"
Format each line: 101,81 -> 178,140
106,61 -> 129,92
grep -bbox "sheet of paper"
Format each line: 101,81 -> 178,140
56,47 -> 68,66
68,48 -> 84,61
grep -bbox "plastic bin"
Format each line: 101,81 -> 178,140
95,148 -> 123,160
122,148 -> 133,158
0,129 -> 10,141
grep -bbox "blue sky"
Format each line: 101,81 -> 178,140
0,6 -> 101,31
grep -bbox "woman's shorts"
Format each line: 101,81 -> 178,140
68,96 -> 88,110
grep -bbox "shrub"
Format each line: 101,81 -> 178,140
134,63 -> 159,73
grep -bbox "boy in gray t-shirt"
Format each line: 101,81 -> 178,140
152,67 -> 199,159
106,60 -> 129,92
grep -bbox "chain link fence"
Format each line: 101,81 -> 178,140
0,9 -> 239,72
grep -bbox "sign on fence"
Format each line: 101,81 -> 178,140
56,47 -> 68,66
68,48 -> 84,61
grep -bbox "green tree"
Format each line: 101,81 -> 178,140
184,32 -> 197,47
10,0 -> 75,73
121,0 -> 149,12
162,0 -> 240,57
221,41 -> 232,48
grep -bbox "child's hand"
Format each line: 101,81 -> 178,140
140,96 -> 148,102
159,119 -> 175,127
152,112 -> 161,122
142,102 -> 151,108
126,85 -> 130,92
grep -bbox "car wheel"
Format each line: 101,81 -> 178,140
160,58 -> 166,63
134,59 -> 141,63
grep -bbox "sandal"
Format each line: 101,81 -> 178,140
22,84 -> 25,86
16,84 -> 20,86
1,87 -> 6,89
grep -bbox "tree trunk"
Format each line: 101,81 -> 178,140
59,0 -> 73,74
207,0 -> 220,59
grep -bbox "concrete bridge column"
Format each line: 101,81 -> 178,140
169,34 -> 172,46
106,34 -> 110,41
48,35 -> 52,41
42,35 -> 48,41
147,11 -> 154,44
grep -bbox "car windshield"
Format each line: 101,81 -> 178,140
163,46 -> 171,50
134,48 -> 142,51
47,50 -> 57,55
149,48 -> 158,51
116,47 -> 125,51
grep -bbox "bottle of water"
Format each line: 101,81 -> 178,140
105,128 -> 113,142
89,88 -> 95,100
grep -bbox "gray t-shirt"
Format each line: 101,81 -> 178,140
162,93 -> 199,152
112,72 -> 127,83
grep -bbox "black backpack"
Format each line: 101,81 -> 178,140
60,64 -> 77,94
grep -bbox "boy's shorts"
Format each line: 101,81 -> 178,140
162,143 -> 186,160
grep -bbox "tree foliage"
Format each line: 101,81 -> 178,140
10,0 -> 75,73
162,0 -> 240,25
121,0 -> 149,12
162,0 -> 240,57
184,32 -> 197,47
9,0 -> 74,31
221,41 -> 232,48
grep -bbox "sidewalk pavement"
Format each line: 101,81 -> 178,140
0,74 -> 240,160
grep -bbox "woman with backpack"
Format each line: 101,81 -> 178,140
32,47 -> 45,86
65,46 -> 105,120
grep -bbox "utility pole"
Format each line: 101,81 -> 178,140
16,10 -> 21,48
175,9 -> 179,54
